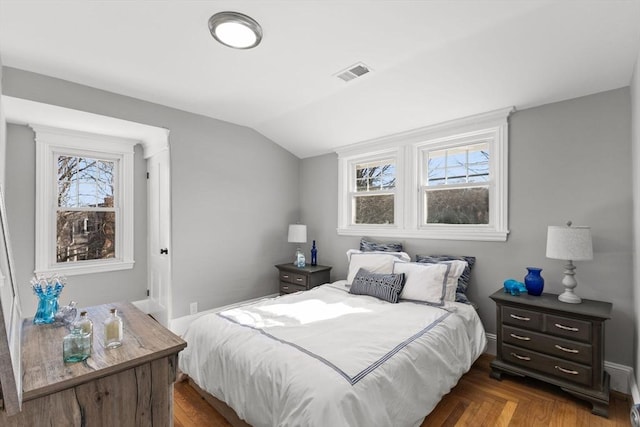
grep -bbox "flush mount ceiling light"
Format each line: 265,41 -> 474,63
208,11 -> 262,49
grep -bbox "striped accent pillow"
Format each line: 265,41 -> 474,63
349,269 -> 405,303
360,237 -> 404,253
415,255 -> 476,304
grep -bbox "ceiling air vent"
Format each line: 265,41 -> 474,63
336,63 -> 371,82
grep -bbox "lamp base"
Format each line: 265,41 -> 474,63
558,289 -> 582,304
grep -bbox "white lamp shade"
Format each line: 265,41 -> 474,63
546,225 -> 593,261
287,224 -> 307,243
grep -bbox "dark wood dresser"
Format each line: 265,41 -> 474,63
489,289 -> 612,417
275,263 -> 332,295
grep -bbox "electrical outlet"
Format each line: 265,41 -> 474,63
190,302 -> 198,315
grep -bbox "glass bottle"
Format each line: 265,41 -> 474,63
55,300 -> 78,329
295,248 -> 306,268
63,327 -> 90,363
104,308 -> 123,349
75,311 -> 93,353
310,240 -> 317,266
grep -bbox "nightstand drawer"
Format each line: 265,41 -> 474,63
279,271 -> 308,286
503,344 -> 592,387
280,282 -> 306,294
502,306 -> 543,331
503,325 -> 592,365
546,314 -> 592,342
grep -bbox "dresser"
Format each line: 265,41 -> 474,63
490,289 -> 611,417
275,263 -> 332,295
0,301 -> 186,426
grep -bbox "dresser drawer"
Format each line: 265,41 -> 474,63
503,325 -> 592,365
503,343 -> 592,387
280,282 -> 306,294
545,314 -> 592,342
279,271 -> 308,286
502,306 -> 543,331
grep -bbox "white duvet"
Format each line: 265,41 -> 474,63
179,281 -> 487,427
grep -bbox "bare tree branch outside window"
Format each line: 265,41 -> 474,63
56,156 -> 116,263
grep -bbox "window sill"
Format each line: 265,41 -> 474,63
35,260 -> 135,277
337,227 -> 508,242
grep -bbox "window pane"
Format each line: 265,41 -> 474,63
355,160 -> 395,192
57,211 -> 116,262
354,195 -> 394,224
425,187 -> 489,224
57,155 -> 115,207
427,143 -> 489,186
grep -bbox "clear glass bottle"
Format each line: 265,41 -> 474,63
104,308 -> 123,349
75,311 -> 93,353
63,327 -> 90,363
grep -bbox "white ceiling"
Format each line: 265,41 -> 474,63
1,1 -> 639,159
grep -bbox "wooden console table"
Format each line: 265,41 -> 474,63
0,301 -> 186,426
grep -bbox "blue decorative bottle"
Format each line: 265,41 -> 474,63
311,240 -> 317,266
524,267 -> 544,296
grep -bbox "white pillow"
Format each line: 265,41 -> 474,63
346,251 -> 410,284
393,261 -> 450,305
436,260 -> 468,301
346,249 -> 411,262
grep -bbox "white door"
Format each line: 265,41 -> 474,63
147,149 -> 171,326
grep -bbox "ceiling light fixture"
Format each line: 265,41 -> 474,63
208,11 -> 262,49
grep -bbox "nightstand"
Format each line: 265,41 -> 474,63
275,263 -> 332,295
489,289 -> 612,417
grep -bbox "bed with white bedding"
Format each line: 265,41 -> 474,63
179,280 -> 487,427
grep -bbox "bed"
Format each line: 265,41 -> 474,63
179,263 -> 487,427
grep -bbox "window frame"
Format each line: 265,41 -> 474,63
337,107 -> 512,241
33,125 -> 136,276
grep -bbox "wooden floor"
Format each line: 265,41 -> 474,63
173,354 -> 631,426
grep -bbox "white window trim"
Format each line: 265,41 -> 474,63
337,107 -> 513,242
33,125 -> 136,276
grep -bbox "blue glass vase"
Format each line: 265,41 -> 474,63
32,279 -> 64,324
524,267 -> 544,296
310,240 -> 317,266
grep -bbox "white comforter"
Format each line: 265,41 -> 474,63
179,281 -> 486,427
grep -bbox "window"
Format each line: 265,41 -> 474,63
337,108 -> 512,241
421,142 -> 490,225
353,158 -> 396,225
34,126 -> 135,275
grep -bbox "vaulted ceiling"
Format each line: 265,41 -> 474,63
1,1 -> 639,158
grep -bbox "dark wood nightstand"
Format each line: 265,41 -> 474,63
489,289 -> 612,417
275,263 -> 332,295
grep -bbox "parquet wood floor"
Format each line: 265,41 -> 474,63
173,354 -> 631,426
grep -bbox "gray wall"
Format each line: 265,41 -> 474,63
2,67 -> 301,318
301,88 -> 633,366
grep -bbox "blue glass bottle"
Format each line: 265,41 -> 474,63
311,240 -> 317,266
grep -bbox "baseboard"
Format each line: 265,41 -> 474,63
169,293 -> 279,336
485,333 -> 632,395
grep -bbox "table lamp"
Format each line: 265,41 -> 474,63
288,224 -> 307,267
545,221 -> 593,304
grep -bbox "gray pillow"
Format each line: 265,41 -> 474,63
349,268 -> 405,303
360,237 -> 403,253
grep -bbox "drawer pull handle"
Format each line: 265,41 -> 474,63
555,365 -> 579,375
296,278 -> 303,282
510,352 -> 531,361
510,314 -> 530,321
510,333 -> 531,341
554,344 -> 579,354
282,286 -> 289,290
282,275 -> 289,279
554,323 -> 579,332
